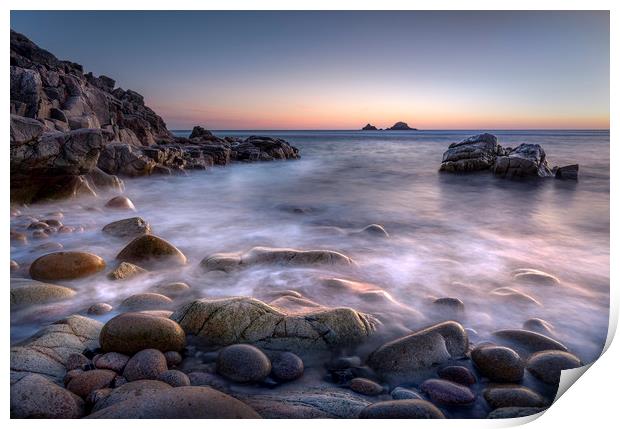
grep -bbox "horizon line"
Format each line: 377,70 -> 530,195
170,128 -> 611,132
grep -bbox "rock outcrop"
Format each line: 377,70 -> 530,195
388,121 -> 417,130
10,30 -> 300,203
439,133 -> 577,180
361,123 -> 377,131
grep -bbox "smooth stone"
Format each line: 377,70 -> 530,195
157,369 -> 191,387
66,353 -> 90,371
99,312 -> 186,355
152,281 -> 191,297
87,302 -> 113,315
271,351 -> 304,381
328,356 -> 362,370
513,268 -> 560,285
31,230 -> 48,240
526,350 -> 582,384
28,221 -> 49,230
490,287 -> 541,306
391,387 -> 422,400
10,373 -> 85,418
104,195 -> 136,211
164,350 -> 183,367
471,345 -> 524,382
484,386 -> 548,409
11,230 -> 28,245
492,329 -> 568,356
43,219 -> 62,227
91,380 -> 173,412
116,234 -> 187,268
113,376 -> 128,388
123,349 -> 168,381
523,318 -> 555,336
63,368 -> 83,385
487,406 -> 547,419
86,388 -> 112,405
420,378 -> 475,405
352,224 -> 390,238
350,377 -> 383,396
217,344 -> 272,383
66,369 -> 117,397
359,399 -> 445,419
87,386 -> 261,418
107,261 -> 147,280
437,365 -> 476,385
10,278 -> 76,306
95,352 -> 130,373
120,292 -> 172,311
29,251 -> 105,281
102,216 -> 151,238
432,297 -> 465,312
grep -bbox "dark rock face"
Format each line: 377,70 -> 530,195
494,143 -> 553,178
361,123 -> 377,131
10,30 -> 300,203
439,133 -> 502,173
388,121 -> 417,130
555,164 -> 579,180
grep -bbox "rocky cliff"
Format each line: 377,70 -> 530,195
10,30 -> 300,203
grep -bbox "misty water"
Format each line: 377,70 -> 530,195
11,130 -> 610,366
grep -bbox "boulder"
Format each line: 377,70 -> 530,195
420,379 -> 475,406
439,133 -> 502,172
555,164 -> 579,180
164,351 -> 183,367
437,365 -> 476,386
388,121 -> 416,130
66,369 -> 116,398
102,216 -> 152,238
87,302 -> 113,315
270,351 -> 304,381
66,353 -> 90,370
29,251 -> 105,281
217,344 -> 272,383
391,387 -> 422,400
200,246 -> 354,272
99,312 -> 185,355
512,268 -> 560,285
10,373 -> 85,418
171,297 -> 377,353
359,399 -> 445,418
157,369 -> 191,387
350,378 -> 383,396
494,143 -> 553,178
189,125 -> 213,139
471,345 -> 524,382
487,407 -> 546,419
107,261 -> 147,280
483,386 -> 548,409
87,386 -> 261,418
152,281 -> 191,297
104,195 -> 136,210
90,380 -> 172,412
116,234 -> 187,268
10,278 -> 76,306
120,293 -> 172,310
526,350 -> 582,384
492,329 -> 568,356
123,349 -> 168,381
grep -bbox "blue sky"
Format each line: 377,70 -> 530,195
11,11 -> 610,129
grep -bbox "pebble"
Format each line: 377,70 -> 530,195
95,352 -> 130,373
271,351 -> 304,381
123,349 -> 168,381
437,365 -> 476,385
471,344 -> 524,382
420,378 -> 475,405
217,344 -> 272,383
391,387 -> 422,400
350,377 -> 383,396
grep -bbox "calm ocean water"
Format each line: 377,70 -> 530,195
11,130 -> 610,364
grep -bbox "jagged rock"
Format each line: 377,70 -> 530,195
494,143 -> 553,178
233,136 -> 300,161
10,278 -> 76,306
10,114 -> 43,144
439,133 -> 502,172
189,125 -> 213,139
98,143 -> 157,177
102,216 -> 151,238
10,373 -> 85,418
170,297 -> 378,353
200,246 -> 354,273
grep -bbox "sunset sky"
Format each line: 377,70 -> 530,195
11,11 -> 610,130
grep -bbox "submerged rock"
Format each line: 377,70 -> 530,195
350,377 -> 384,396
359,399 -> 445,419
87,302 -> 113,315
116,234 -> 187,268
104,195 -> 136,211
526,350 -> 582,384
29,251 -> 105,281
10,278 -> 76,306
494,144 -> 553,178
512,268 -> 560,285
120,293 -> 172,311
99,312 -> 185,355
170,297 -> 377,353
102,217 -> 151,238
200,246 -> 354,272
217,344 -> 272,383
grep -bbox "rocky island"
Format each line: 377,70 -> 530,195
361,123 -> 378,131
387,121 -> 417,131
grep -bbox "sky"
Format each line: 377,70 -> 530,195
10,11 -> 610,130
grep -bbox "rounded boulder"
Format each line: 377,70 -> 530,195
29,251 -> 105,281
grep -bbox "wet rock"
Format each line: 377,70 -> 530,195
526,350 -> 582,384
43,219 -> 62,227
523,318 -> 555,336
29,251 -> 105,281
66,353 -> 90,371
433,297 -> 465,312
483,386 -> 548,409
10,278 -> 76,306
107,261 -> 147,280
367,321 -> 467,380
87,386 -> 261,418
86,388 -> 112,405
494,144 -> 553,178
490,287 -> 541,306
328,356 -> 363,370
492,329 -> 568,356
95,352 -> 130,373
64,368 -> 84,385
352,224 -> 390,238
87,302 -> 113,315
487,406 -> 546,419
11,230 -> 28,245
31,230 -> 48,240
66,369 -> 116,397
157,369 -> 191,387
188,372 -> 229,390
217,344 -> 272,383
350,378 -> 383,396
28,221 -> 49,230
359,399 -> 445,419
102,216 -> 151,238
439,133 -> 502,173
164,350 -> 183,367
391,387 -> 422,400
513,268 -> 560,285
91,380 -> 173,412
116,234 -> 187,268
437,365 -> 476,385
152,281 -> 191,297
123,349 -> 168,381
471,345 -> 524,382
99,312 -> 185,355
200,246 -> 354,272
171,297 -> 377,353
10,373 -> 85,418
120,292 -> 173,310
104,195 -> 136,210
555,164 -> 579,180
420,379 -> 475,406
271,351 -> 304,381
